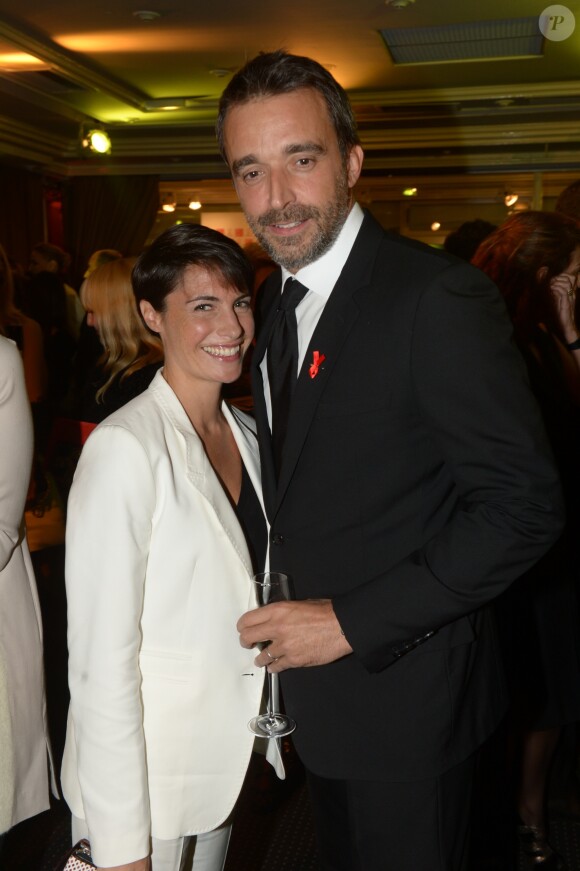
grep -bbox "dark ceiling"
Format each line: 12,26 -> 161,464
0,0 -> 579,191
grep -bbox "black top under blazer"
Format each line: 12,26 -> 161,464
251,211 -> 564,782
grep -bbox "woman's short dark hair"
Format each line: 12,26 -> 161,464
217,49 -> 360,164
132,223 -> 254,312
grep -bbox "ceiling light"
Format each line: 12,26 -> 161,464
160,191 -> 177,212
143,97 -> 186,111
431,221 -> 441,231
0,52 -> 46,70
189,200 -> 202,210
385,0 -> 415,7
142,96 -> 211,112
403,187 -> 418,197
133,10 -> 161,21
504,193 -> 518,207
83,129 -> 111,154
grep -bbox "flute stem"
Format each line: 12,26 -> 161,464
267,671 -> 277,717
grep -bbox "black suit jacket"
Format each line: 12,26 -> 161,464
251,212 -> 564,781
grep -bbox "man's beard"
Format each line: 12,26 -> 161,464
246,172 -> 351,272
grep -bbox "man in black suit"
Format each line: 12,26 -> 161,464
217,51 -> 564,870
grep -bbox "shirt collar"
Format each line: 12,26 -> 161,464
280,202 -> 364,299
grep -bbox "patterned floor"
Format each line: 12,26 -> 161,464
4,762 -> 580,870
1,755 -> 320,871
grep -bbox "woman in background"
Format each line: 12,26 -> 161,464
0,336 -> 53,849
77,256 -> 163,422
0,242 -> 46,405
473,210 -> 580,870
61,224 -> 270,871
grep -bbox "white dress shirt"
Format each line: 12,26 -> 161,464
261,202 -> 364,425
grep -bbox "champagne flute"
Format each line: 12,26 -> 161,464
248,571 -> 296,738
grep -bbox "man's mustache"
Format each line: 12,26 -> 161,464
257,205 -> 320,227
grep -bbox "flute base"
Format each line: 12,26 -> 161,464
249,713 -> 296,738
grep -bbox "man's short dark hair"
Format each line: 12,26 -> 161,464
217,49 -> 360,164
132,223 -> 254,312
443,219 -> 497,263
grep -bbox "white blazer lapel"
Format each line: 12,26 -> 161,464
152,374 -> 255,575
224,402 -> 270,571
186,428 -> 254,576
223,403 -> 265,516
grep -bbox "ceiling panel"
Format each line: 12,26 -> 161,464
0,0 -> 577,184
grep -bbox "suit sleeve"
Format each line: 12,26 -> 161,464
0,341 -> 33,573
333,260 -> 565,672
65,424 -> 153,866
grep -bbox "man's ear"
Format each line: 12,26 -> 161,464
346,145 -> 364,189
139,299 -> 161,334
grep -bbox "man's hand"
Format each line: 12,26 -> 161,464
237,598 -> 353,672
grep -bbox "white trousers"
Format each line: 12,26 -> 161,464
71,816 -> 231,871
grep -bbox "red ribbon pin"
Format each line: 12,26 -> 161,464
309,350 -> 326,379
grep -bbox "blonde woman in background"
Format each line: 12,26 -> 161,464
78,256 -> 163,422
74,249 -> 123,389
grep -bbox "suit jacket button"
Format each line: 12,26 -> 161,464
272,533 -> 284,545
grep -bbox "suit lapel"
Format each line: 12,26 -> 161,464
251,273 -> 283,520
275,214 -> 385,509
251,213 -> 385,517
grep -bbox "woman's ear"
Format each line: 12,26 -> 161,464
139,299 -> 161,334
537,265 -> 548,283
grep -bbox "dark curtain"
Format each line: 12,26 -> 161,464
63,175 -> 159,287
0,165 -> 44,270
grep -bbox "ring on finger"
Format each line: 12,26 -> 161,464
266,649 -> 279,663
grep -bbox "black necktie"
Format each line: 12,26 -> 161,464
267,277 -> 309,477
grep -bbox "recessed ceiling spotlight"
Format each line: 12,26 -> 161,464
133,10 -> 161,21
161,193 -> 176,212
144,97 -> 186,111
385,0 -> 415,7
209,69 -> 231,78
82,129 -> 112,155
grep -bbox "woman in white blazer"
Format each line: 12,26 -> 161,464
0,336 -> 52,841
61,225 -> 268,871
